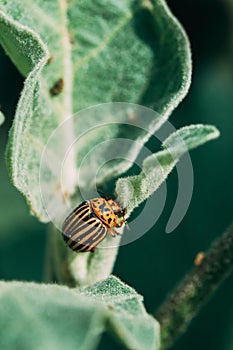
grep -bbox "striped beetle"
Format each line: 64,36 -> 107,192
62,197 -> 126,253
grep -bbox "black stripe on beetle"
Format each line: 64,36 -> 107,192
61,197 -> 126,253
63,205 -> 90,235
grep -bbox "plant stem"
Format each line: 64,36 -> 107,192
43,228 -> 54,283
43,224 -> 75,286
155,223 -> 233,350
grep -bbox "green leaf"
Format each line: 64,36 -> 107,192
116,124 -> 220,214
0,276 -> 160,350
0,281 -> 105,350
0,0 -> 192,221
81,276 -> 160,350
68,124 -> 219,287
3,1 -> 220,290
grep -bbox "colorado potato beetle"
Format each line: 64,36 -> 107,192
62,197 -> 126,253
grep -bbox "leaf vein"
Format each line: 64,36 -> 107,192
74,11 -> 132,70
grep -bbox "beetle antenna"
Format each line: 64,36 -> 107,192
97,189 -> 112,200
125,221 -> 130,231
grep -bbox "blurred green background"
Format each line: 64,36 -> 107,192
0,0 -> 232,349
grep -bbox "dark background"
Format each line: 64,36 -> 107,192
0,0 -> 232,349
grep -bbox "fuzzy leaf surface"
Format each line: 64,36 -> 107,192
0,276 -> 160,350
116,124 -> 220,214
0,0 -> 191,221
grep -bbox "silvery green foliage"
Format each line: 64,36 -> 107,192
0,3 -> 220,347
0,276 -> 160,350
116,124 -> 220,214
0,0 -> 220,289
0,0 -> 191,220
71,124 -> 219,287
0,0 -> 193,283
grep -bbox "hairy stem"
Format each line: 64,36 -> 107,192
43,224 -> 75,286
155,223 -> 233,350
43,228 -> 54,283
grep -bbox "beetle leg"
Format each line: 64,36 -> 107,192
90,247 -> 96,253
108,228 -> 116,237
116,231 -> 123,236
109,228 -> 123,237
125,221 -> 130,231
